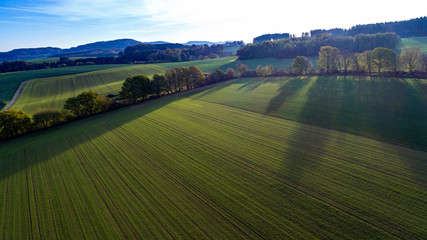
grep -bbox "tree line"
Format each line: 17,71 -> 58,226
0,66 -> 237,139
253,33 -> 291,43
312,47 -> 427,76
311,17 -> 427,38
233,48 -> 427,77
0,44 -> 227,74
237,33 -> 400,60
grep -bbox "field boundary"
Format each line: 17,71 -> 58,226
2,79 -> 30,110
188,97 -> 427,153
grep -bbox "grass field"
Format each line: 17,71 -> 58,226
399,36 -> 427,53
9,57 -> 238,113
8,57 -> 317,113
221,56 -> 319,71
28,57 -> 94,63
11,64 -> 168,113
0,65 -> 129,109
186,76 -> 427,151
0,92 -> 425,239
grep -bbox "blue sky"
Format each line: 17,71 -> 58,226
0,0 -> 426,51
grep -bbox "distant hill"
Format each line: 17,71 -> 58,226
144,41 -> 170,45
65,39 -> 141,53
0,47 -> 63,62
0,39 -> 230,61
0,39 -> 144,61
184,41 -> 216,45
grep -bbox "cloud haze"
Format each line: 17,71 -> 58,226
0,0 -> 426,51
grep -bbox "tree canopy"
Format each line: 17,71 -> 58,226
64,91 -> 110,117
317,46 -> 341,74
0,110 -> 31,138
400,48 -> 422,73
292,56 -> 309,75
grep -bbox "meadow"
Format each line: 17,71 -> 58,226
28,57 -> 94,64
0,64 -> 128,109
8,56 -> 320,114
398,36 -> 427,53
9,57 -> 239,113
11,64 -> 168,113
0,92 -> 425,239
186,76 -> 427,151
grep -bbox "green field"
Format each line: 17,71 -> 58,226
9,57 -> 238,113
221,56 -> 319,71
186,76 -> 427,151
28,57 -> 94,63
5,57 -> 312,113
11,64 -> 168,113
0,90 -> 426,239
157,56 -> 237,72
399,36 -> 427,53
0,65 -> 129,109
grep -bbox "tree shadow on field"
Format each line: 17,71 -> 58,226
0,94 -> 179,182
285,76 -> 427,178
182,79 -> 238,99
236,77 -> 270,92
265,77 -> 311,114
294,76 -> 427,151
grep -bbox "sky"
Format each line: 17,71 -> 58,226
0,0 -> 426,52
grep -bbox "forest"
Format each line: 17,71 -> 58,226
237,33 -> 401,59
310,17 -> 427,37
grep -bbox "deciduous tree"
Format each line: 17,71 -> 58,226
292,56 -> 309,75
370,47 -> 396,73
0,110 -> 31,137
152,74 -> 167,97
317,46 -> 340,74
400,48 -> 421,73
187,66 -> 206,89
64,91 -> 110,117
225,68 -> 237,79
33,109 -> 69,128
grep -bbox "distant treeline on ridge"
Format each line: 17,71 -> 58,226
0,43 -> 239,73
253,33 -> 291,43
238,33 -> 400,59
311,17 -> 427,38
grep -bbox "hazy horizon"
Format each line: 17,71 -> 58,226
1,0 -> 426,52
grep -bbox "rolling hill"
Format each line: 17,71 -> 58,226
7,57 -> 237,114
0,78 -> 425,239
0,64 -> 129,109
398,36 -> 427,53
0,39 -> 143,61
186,76 -> 427,151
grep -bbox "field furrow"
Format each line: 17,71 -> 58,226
0,81 -> 426,239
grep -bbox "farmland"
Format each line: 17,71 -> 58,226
10,64 -> 167,113
187,76 -> 427,151
398,36 -> 427,53
0,92 -> 426,239
0,64 -> 128,109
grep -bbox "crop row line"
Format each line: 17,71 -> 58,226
104,124 -> 212,239
66,138 -> 132,239
142,113 -> 409,239
2,155 -> 11,240
114,123 -> 266,239
85,133 -> 176,239
174,102 -> 426,187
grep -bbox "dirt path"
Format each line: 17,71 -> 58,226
3,80 -> 29,110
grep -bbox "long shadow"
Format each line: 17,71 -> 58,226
182,79 -> 240,99
295,76 -> 427,151
0,93 -> 180,182
236,77 -> 267,92
265,77 -> 310,114
291,76 -> 427,178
